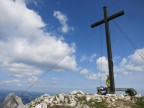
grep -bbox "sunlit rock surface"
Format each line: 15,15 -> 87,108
1,93 -> 24,108
1,91 -> 143,108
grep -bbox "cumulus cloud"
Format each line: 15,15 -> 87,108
53,10 -> 74,33
79,55 -> 108,80
80,48 -> 144,80
95,48 -> 144,76
96,56 -> 108,73
96,48 -> 144,75
128,48 -> 144,66
116,48 -> 144,74
0,0 -> 77,78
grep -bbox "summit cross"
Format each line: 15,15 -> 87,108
91,6 -> 124,93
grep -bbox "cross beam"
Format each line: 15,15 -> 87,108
91,10 -> 124,28
91,6 -> 124,93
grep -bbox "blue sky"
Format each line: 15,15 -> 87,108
0,0 -> 144,95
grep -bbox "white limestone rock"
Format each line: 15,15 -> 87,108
57,93 -> 65,102
21,90 -> 143,108
43,94 -> 49,97
40,102 -> 47,108
86,95 -> 91,101
35,104 -> 42,108
70,90 -> 85,95
1,93 -> 24,108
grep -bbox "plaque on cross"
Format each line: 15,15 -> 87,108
91,6 -> 124,93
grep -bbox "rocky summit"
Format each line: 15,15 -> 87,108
1,90 -> 144,108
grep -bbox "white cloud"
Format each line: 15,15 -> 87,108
96,56 -> 108,73
2,79 -> 21,86
1,62 -> 42,77
128,48 -> 144,65
0,0 -> 45,40
95,48 -> 144,75
28,76 -> 38,83
120,58 -> 127,66
80,68 -> 89,75
0,0 -> 77,78
113,48 -> 144,75
80,48 -> 144,80
85,73 -> 98,80
86,72 -> 107,80
80,68 -> 107,80
53,10 -> 74,33
79,55 -> 108,80
80,53 -> 96,62
90,53 -> 97,62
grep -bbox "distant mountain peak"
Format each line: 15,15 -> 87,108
1,93 -> 24,108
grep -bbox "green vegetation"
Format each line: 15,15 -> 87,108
135,97 -> 144,107
76,96 -> 107,108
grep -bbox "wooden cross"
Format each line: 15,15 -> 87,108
91,6 -> 124,93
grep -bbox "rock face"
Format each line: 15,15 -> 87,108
1,91 -> 143,108
1,93 -> 24,108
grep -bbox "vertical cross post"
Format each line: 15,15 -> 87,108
91,6 -> 124,94
103,6 -> 115,93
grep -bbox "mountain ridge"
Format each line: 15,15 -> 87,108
1,90 -> 144,108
